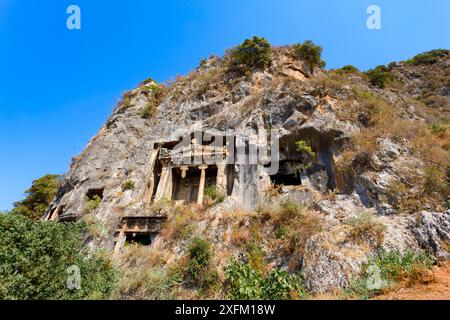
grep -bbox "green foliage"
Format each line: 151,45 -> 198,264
224,260 -> 305,300
365,65 -> 395,88
229,36 -> 272,70
295,140 -> 316,157
279,199 -> 304,219
335,65 -> 360,75
140,102 -> 156,119
446,198 -> 450,209
245,242 -> 266,272
275,225 -> 288,239
186,237 -> 218,290
406,49 -> 450,65
348,249 -> 435,298
204,185 -> 225,203
141,81 -> 164,97
12,174 -> 59,221
86,195 -> 101,213
292,41 -> 326,72
430,123 -> 447,134
0,214 -> 117,300
121,180 -> 135,192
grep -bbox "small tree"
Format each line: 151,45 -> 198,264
229,36 -> 272,71
186,237 -> 217,290
292,41 -> 326,75
12,174 -> 60,221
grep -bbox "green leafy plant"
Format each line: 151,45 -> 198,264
348,249 -> 435,299
186,237 -> 218,291
140,102 -> 156,119
224,260 -> 305,300
406,49 -> 449,65
204,185 -> 225,204
295,140 -> 316,157
292,41 -> 326,74
228,36 -> 272,70
86,195 -> 101,213
335,65 -> 360,75
0,214 -> 117,300
365,65 -> 395,88
121,180 -> 135,192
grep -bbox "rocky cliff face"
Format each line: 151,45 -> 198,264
45,46 -> 449,295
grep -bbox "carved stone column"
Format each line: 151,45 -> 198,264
113,224 -> 126,258
197,165 -> 208,205
216,162 -> 227,196
154,160 -> 173,201
180,166 -> 189,179
143,147 -> 161,206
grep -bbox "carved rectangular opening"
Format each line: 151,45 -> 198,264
268,160 -> 303,186
86,188 -> 104,200
124,232 -> 157,246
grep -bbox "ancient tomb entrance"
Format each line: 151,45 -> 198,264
114,216 -> 166,255
269,160 -> 303,187
172,165 -> 218,204
150,132 -> 233,205
124,232 -> 157,246
266,133 -> 335,192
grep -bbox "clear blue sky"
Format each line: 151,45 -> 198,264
1,0 -> 449,210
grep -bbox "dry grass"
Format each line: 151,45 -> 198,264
159,204 -> 201,240
345,212 -> 386,246
268,200 -> 325,260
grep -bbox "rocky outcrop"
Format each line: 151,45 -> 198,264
45,46 -> 450,295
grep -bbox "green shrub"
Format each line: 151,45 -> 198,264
224,260 -> 305,300
348,249 -> 435,298
406,49 -> 450,66
365,65 -> 395,88
12,174 -> 60,221
335,65 -> 360,75
121,180 -> 135,192
229,36 -> 272,70
295,140 -> 316,157
141,82 -> 164,97
86,195 -> 101,212
0,214 -> 117,300
430,123 -> 447,135
292,41 -> 326,73
204,185 -> 225,203
186,237 -> 218,290
140,102 -> 156,119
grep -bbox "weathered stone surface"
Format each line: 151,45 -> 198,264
44,47 -> 450,294
410,210 -> 450,260
302,225 -> 370,293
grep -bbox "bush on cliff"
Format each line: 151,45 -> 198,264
12,174 -> 60,221
292,40 -> 326,73
228,36 -> 272,70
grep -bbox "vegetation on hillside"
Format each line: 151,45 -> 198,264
0,213 -> 117,300
292,40 -> 326,74
12,174 -> 59,221
228,36 -> 272,71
